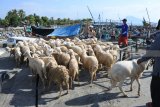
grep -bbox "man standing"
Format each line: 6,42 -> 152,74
137,19 -> 160,107
117,18 -> 128,47
88,25 -> 96,38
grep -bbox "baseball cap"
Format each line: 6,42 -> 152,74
122,18 -> 127,21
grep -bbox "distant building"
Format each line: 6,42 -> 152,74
93,21 -> 122,27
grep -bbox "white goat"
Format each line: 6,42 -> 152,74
109,59 -> 149,97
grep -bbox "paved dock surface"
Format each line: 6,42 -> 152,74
0,48 -> 151,107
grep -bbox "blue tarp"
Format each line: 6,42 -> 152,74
48,24 -> 81,37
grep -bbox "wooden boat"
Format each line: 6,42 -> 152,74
31,26 -> 54,36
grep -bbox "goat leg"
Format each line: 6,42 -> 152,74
136,78 -> 141,96
130,78 -> 135,91
58,84 -> 62,98
118,80 -> 128,97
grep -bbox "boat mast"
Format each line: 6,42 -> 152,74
87,6 -> 95,24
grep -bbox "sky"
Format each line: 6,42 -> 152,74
0,0 -> 159,23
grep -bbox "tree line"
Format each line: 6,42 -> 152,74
0,9 -> 92,27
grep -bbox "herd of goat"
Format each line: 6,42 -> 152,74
5,37 -> 151,98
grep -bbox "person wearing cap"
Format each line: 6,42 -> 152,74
116,18 -> 129,47
137,19 -> 160,107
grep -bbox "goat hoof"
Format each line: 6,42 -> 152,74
108,87 -> 112,91
123,95 -> 128,97
58,95 -> 61,99
89,84 -> 93,87
67,90 -> 69,94
69,87 -> 72,89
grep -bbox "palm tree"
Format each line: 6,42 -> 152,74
34,13 -> 41,26
18,9 -> 26,21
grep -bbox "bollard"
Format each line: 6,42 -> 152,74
35,74 -> 39,107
